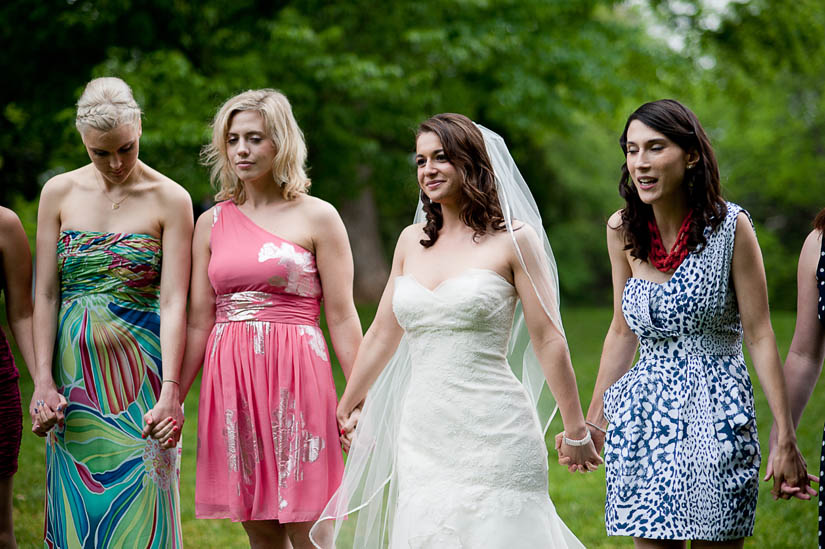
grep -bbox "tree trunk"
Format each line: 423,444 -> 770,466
338,185 -> 389,303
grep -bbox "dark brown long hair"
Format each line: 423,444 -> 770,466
618,99 -> 727,261
814,209 -> 825,231
416,113 -> 505,247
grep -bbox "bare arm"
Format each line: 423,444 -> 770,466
178,210 -> 217,401
585,213 -> 639,453
731,213 -> 813,499
511,225 -> 602,471
313,202 -> 362,381
0,208 -> 39,433
336,228 -> 411,420
31,180 -> 69,434
143,186 -> 193,444
0,209 -> 35,373
780,229 -> 825,427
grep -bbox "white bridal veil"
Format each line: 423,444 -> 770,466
310,123 -> 565,548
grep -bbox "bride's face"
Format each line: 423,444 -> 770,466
415,132 -> 462,206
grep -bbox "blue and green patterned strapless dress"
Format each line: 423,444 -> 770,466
44,231 -> 181,548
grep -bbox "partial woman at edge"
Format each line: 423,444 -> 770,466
0,205 -> 37,548
765,208 -> 825,547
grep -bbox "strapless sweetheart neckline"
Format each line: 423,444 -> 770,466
397,267 -> 513,293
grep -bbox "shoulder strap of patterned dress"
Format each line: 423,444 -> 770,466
816,231 -> 825,325
712,202 -> 749,295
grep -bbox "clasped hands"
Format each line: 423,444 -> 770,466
30,384 -> 182,450
337,405 -> 360,453
30,384 -> 67,436
554,426 -> 604,473
763,442 -> 818,501
141,396 -> 184,449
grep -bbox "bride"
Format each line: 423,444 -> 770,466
311,113 -> 600,548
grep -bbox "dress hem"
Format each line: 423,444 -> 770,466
195,510 -> 323,524
606,530 -> 753,541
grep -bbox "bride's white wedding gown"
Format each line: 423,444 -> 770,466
390,268 -> 584,548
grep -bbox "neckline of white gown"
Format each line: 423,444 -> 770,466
397,267 -> 514,294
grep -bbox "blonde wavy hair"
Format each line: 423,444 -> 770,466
202,89 -> 311,202
75,77 -> 142,133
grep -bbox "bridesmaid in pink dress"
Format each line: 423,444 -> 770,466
175,89 -> 362,548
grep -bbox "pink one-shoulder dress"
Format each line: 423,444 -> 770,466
195,200 -> 344,523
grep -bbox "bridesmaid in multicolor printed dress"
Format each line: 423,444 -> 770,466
173,89 -> 362,549
32,77 -> 192,547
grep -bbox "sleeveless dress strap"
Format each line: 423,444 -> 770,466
719,203 -> 748,276
692,202 -> 749,325
816,231 -> 825,325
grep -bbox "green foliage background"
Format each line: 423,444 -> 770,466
8,0 -> 824,307
8,0 -> 825,308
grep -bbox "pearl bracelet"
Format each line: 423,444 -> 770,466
563,429 -> 592,447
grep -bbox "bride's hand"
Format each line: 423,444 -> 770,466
555,432 -> 603,473
337,404 -> 360,453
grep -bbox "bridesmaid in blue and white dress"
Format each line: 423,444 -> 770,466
582,99 -> 812,547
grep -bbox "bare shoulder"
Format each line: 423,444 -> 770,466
394,222 -> 426,258
607,210 -> 623,232
195,204 -> 218,230
300,194 -> 342,225
40,167 -> 85,202
143,164 -> 191,208
0,206 -> 20,245
733,211 -> 757,242
0,206 -> 21,229
606,210 -> 627,247
189,207 -> 215,251
800,228 -> 822,264
0,206 -> 27,256
399,222 -> 426,244
805,228 -> 823,249
510,221 -> 539,247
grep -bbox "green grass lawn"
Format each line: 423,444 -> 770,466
8,306 -> 822,547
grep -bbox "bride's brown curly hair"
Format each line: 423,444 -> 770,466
416,113 -> 506,247
617,99 -> 726,261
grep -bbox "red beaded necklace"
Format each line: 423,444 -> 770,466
648,210 -> 693,272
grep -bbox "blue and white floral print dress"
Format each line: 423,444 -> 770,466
815,232 -> 825,549
603,202 -> 760,541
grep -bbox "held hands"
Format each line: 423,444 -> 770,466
144,416 -> 180,447
30,383 -> 67,436
554,426 -> 604,473
337,403 -> 361,454
763,439 -> 818,501
141,388 -> 184,449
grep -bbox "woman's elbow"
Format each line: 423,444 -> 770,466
324,302 -> 359,326
159,295 -> 188,317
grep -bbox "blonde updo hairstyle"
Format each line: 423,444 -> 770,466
202,89 -> 311,202
75,77 -> 142,134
